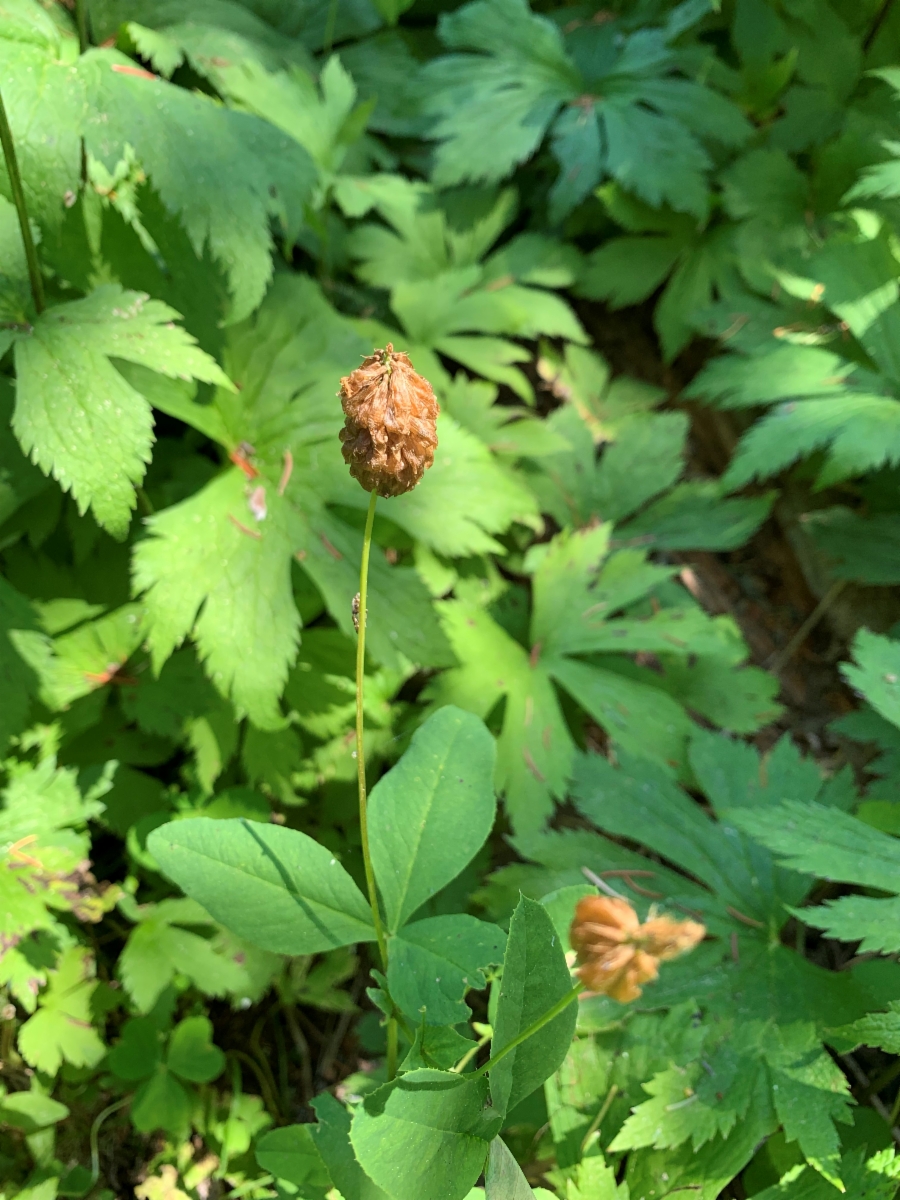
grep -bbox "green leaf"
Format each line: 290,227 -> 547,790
489,895 -> 577,1118
311,1092 -> 391,1200
835,1000 -> 900,1054
730,801 -> 900,893
485,1136 -> 535,1200
0,32 -> 86,229
118,898 -> 250,1012
616,482 -> 775,553
843,630 -> 900,731
387,914 -> 506,1025
423,0 -> 577,187
81,48 -> 317,322
131,1067 -> 192,1136
15,602 -> 145,710
256,1124 -> 332,1194
566,1154 -> 628,1200
107,1017 -> 163,1082
804,508 -> 900,585
375,415 -> 539,557
17,947 -> 106,1076
549,656 -> 693,773
166,1015 -> 225,1083
767,1024 -> 853,1187
798,895 -> 900,955
350,1069 -> 500,1200
369,706 -> 497,933
0,575 -> 39,749
0,754 -> 104,846
722,394 -> 900,491
0,1088 -> 68,1134
426,600 -> 574,833
572,747 -> 810,936
147,817 -> 376,954
12,286 -> 231,536
133,468 -> 299,728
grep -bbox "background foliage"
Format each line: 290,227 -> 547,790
4,0 -> 900,1196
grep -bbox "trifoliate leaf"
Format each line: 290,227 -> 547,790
166,1015 -> 225,1083
424,0 -> 748,219
387,914 -> 506,1025
11,286 -> 232,536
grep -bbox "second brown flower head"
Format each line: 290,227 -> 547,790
340,344 -> 439,498
570,894 -> 705,1004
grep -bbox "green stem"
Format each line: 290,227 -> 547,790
356,489 -> 397,1074
356,488 -> 387,968
474,983 -> 584,1078
90,1097 -> 130,1186
76,0 -> 90,53
386,1019 -> 398,1080
0,89 -> 44,315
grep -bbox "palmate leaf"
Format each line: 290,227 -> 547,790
346,178 -> 586,399
10,286 -> 232,537
422,0 -> 749,220
196,53 -> 368,191
17,947 -> 106,1076
576,187 -> 744,360
507,735 -> 868,1186
521,350 -> 772,548
427,526 -> 774,830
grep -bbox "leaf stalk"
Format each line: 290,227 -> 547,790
474,982 -> 584,1078
0,89 -> 45,314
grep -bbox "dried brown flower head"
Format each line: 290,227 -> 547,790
339,344 -> 439,498
569,894 -> 705,1004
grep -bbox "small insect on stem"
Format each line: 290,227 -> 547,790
352,592 -> 365,633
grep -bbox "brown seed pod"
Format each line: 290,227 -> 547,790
339,344 -> 439,498
569,894 -> 705,1004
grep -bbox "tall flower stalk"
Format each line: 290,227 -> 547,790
340,344 -> 440,1080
